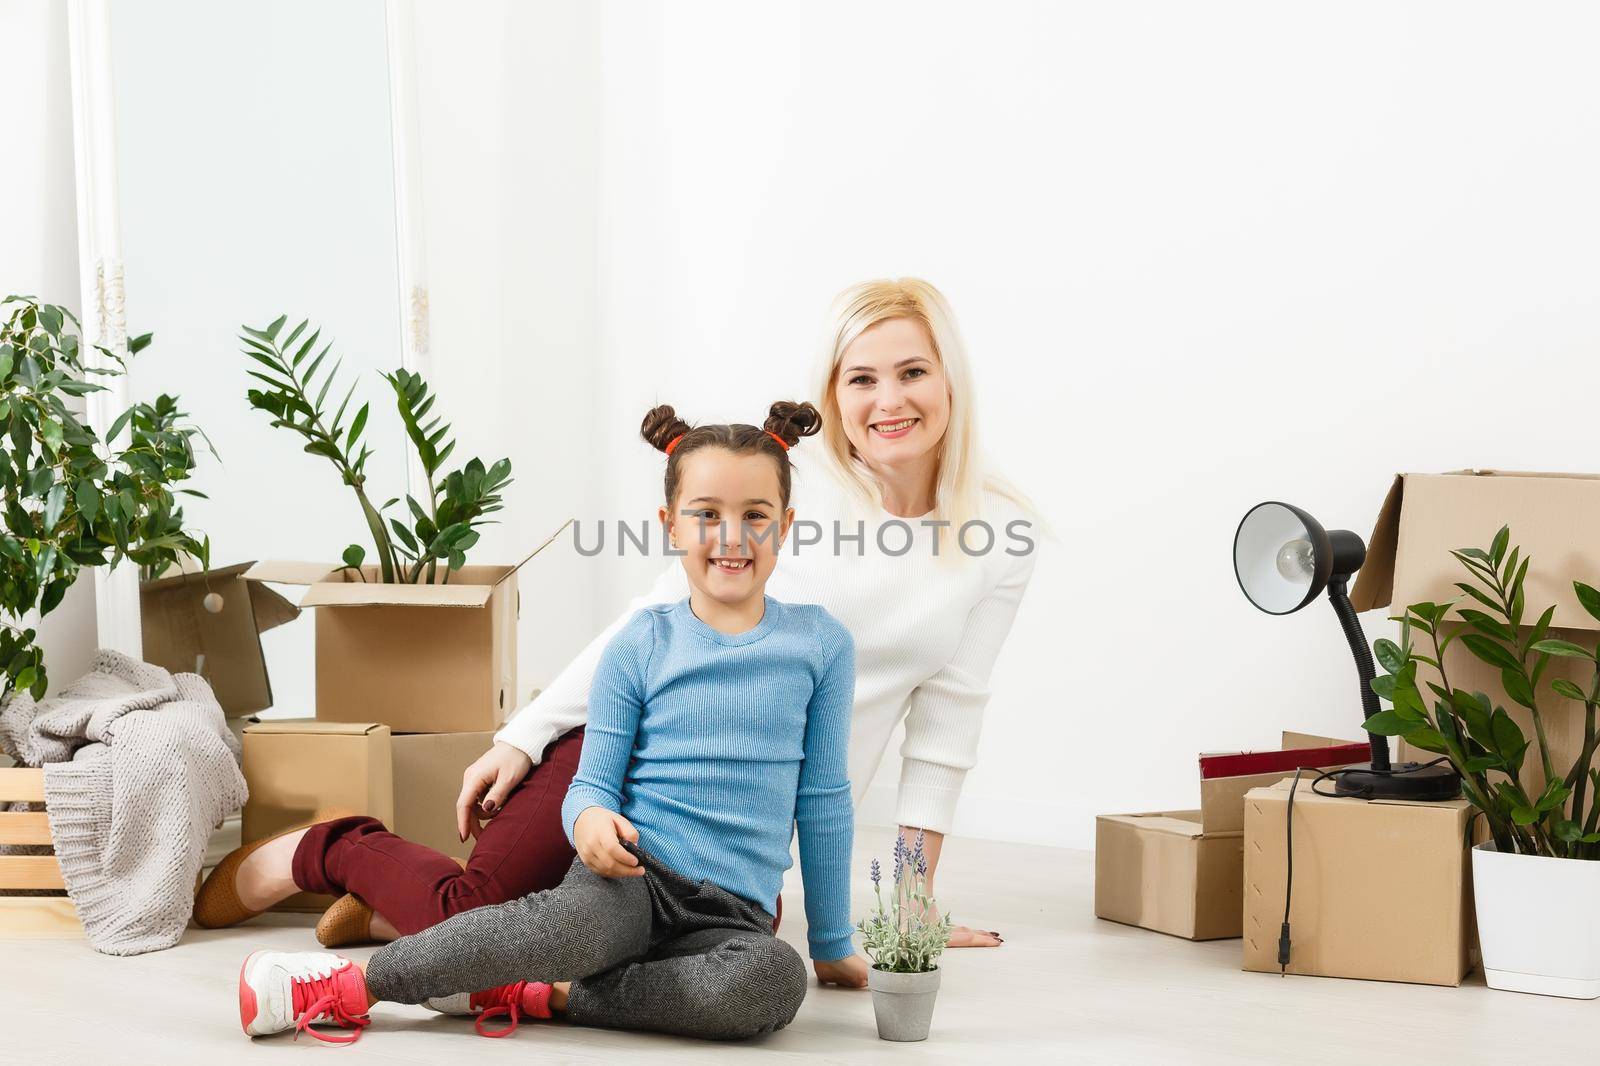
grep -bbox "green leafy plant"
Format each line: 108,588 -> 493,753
0,295 -> 210,698
1369,526 -> 1600,859
858,831 -> 953,973
240,317 -> 510,584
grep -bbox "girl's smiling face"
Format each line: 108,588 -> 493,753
660,447 -> 794,610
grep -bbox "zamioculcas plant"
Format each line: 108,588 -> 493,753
1368,526 -> 1600,858
239,316 -> 511,584
0,295 -> 210,698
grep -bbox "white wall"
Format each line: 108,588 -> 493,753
577,0 -> 1600,848
0,0 -> 99,690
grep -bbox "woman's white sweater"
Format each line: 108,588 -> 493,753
496,481 -> 1036,834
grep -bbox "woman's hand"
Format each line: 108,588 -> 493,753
455,742 -> 533,841
574,806 -> 645,878
812,954 -> 869,988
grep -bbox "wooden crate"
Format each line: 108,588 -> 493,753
0,767 -> 82,938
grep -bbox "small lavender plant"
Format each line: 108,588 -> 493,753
857,830 -> 953,973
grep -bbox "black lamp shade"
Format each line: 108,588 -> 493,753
1233,501 -> 1334,615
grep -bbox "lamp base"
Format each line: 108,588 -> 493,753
1333,761 -> 1461,801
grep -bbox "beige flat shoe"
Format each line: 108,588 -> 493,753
314,856 -> 468,947
315,893 -> 374,948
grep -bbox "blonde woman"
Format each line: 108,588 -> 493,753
197,278 -> 1035,984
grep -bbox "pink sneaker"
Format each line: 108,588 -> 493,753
238,950 -> 372,1043
424,980 -> 553,1037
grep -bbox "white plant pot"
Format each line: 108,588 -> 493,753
1472,842 -> 1600,999
867,966 -> 941,1041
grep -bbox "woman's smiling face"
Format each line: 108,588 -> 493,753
661,447 -> 794,609
834,317 -> 950,474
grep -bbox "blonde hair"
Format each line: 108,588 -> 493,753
813,277 -> 1024,537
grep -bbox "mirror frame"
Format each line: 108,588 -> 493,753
66,0 -> 432,655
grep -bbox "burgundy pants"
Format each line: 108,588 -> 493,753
291,725 -> 782,936
291,728 -> 586,936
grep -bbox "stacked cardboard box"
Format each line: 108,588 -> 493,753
1242,778 -> 1476,986
234,560 -> 522,911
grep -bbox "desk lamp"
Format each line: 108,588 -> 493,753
1233,501 -> 1460,801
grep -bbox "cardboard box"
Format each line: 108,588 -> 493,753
391,730 -> 496,861
140,561 -> 299,716
242,720 -> 395,911
1242,777 -> 1476,986
244,562 -> 517,733
1095,733 -> 1367,940
1353,471 -> 1600,790
241,720 -> 493,911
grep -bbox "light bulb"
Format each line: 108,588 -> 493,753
1275,538 -> 1315,583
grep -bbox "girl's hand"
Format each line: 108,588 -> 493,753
455,742 -> 533,842
574,807 -> 644,878
812,954 -> 869,988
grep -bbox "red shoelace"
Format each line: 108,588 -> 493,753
291,967 -> 371,1044
471,981 -> 535,1038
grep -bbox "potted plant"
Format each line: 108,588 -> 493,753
0,295 -> 209,697
1369,526 -> 1600,998
239,316 -> 510,584
857,830 -> 952,1040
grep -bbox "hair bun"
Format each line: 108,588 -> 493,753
764,400 -> 821,449
641,404 -> 692,453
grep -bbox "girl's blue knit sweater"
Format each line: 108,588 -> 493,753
561,596 -> 856,961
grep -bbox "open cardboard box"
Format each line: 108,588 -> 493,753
1242,776 -> 1476,986
241,720 -> 495,911
243,562 -> 517,733
1353,471 -> 1600,791
140,561 -> 299,716
1095,732 -> 1367,940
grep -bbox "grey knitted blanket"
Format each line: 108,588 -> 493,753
0,649 -> 247,955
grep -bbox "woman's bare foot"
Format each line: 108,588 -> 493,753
947,923 -> 1004,948
234,828 -> 308,911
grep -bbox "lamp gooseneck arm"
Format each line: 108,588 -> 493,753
1326,575 -> 1391,772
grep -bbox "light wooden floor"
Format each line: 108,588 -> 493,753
2,826 -> 1594,1065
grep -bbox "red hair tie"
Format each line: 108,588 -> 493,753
767,431 -> 790,451
664,433 -> 685,456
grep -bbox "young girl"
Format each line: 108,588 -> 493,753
233,400 -> 867,1043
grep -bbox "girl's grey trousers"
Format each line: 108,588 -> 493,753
364,843 -> 809,1040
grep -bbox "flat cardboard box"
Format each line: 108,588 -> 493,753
140,561 -> 298,716
1242,777 -> 1476,986
241,721 -> 493,911
1095,733 -> 1366,940
1352,471 -> 1600,790
244,562 -> 517,733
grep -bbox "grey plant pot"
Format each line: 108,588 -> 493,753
867,965 -> 941,1041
